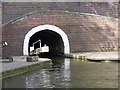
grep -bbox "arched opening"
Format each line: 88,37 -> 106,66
23,24 -> 70,56
29,30 -> 64,56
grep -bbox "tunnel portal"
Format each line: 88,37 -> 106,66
29,30 -> 64,56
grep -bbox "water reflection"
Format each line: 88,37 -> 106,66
25,70 -> 52,88
63,59 -> 71,86
25,58 -> 71,88
2,57 -> 118,88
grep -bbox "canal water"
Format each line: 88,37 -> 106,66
2,57 -> 118,88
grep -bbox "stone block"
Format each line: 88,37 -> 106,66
27,56 -> 39,62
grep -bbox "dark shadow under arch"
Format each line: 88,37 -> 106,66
29,30 -> 64,56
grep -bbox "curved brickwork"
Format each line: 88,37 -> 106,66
2,2 -> 118,24
2,10 -> 118,58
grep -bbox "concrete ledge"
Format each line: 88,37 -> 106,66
12,56 -> 28,61
66,51 -> 119,61
27,56 -> 39,62
1,57 -> 52,79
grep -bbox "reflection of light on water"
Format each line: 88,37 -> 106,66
25,70 -> 53,88
3,58 -> 118,88
25,58 -> 71,88
40,70 -> 51,88
64,58 -> 70,78
62,58 -> 71,87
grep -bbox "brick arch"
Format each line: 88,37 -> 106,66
2,10 -> 118,58
23,24 -> 70,55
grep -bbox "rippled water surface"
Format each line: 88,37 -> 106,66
3,57 -> 118,88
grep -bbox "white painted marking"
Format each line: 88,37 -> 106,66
23,24 -> 70,55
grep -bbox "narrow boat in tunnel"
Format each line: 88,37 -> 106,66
29,30 -> 64,57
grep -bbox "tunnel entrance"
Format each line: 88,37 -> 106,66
29,30 -> 64,56
23,24 -> 70,56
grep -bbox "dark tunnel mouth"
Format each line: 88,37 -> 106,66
28,30 -> 64,57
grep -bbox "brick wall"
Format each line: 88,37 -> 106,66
2,10 -> 118,58
2,2 -> 118,24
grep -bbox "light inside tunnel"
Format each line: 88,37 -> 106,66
23,24 -> 70,56
28,30 -> 64,56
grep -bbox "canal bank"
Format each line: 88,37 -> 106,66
1,57 -> 52,79
66,51 -> 119,61
2,57 -> 118,88
1,51 -> 119,79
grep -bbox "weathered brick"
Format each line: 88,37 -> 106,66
2,3 -> 118,58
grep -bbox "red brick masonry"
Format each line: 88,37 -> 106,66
2,10 -> 118,58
